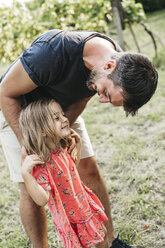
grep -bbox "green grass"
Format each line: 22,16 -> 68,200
0,9 -> 165,248
82,69 -> 165,248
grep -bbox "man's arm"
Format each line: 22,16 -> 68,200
0,59 -> 38,144
65,96 -> 92,125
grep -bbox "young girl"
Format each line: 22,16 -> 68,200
19,99 -> 108,248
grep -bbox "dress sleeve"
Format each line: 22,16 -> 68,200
32,166 -> 51,191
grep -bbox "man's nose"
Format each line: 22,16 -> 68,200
99,94 -> 110,103
111,98 -> 124,106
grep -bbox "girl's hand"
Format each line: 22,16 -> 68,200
68,129 -> 81,161
21,146 -> 45,174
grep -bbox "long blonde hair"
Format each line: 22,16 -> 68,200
19,99 -> 68,162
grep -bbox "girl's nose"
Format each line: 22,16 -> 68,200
61,115 -> 68,122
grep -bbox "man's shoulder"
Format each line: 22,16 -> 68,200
32,29 -> 96,45
91,33 -> 123,52
32,29 -> 63,44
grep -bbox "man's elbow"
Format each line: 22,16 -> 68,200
0,85 -> 3,104
0,88 -> 6,108
0,86 -> 10,106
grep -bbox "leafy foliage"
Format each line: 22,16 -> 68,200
136,0 -> 165,13
0,1 -> 43,63
0,0 -> 145,64
122,0 -> 146,24
38,0 -> 112,31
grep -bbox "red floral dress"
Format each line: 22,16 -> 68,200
32,149 -> 108,248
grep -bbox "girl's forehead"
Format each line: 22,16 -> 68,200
50,102 -> 62,112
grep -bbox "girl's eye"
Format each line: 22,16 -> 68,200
54,115 -> 59,120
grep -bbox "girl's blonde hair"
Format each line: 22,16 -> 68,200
19,99 -> 68,162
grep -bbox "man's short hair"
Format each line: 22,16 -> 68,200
108,52 -> 158,116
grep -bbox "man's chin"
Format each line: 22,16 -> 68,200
86,81 -> 96,91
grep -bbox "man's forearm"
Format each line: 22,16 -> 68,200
0,95 -> 22,144
65,97 -> 92,125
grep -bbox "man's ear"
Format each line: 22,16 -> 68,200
104,60 -> 117,72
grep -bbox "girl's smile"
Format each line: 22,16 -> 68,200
51,102 -> 71,138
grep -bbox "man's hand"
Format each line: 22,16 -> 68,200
67,129 -> 81,162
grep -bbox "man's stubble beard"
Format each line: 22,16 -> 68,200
86,69 -> 106,91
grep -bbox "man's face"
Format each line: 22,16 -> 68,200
87,69 -> 124,106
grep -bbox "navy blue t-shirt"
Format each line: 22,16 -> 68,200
1,29 -> 122,110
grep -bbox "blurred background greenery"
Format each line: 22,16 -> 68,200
0,0 -> 164,66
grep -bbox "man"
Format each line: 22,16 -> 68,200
0,29 -> 158,248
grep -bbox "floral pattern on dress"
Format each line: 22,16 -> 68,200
32,149 -> 108,248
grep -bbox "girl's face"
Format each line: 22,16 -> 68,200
50,102 -> 70,138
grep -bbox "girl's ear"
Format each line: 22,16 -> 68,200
42,132 -> 46,137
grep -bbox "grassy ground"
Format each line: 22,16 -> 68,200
0,9 -> 165,248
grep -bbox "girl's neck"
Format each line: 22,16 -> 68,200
46,137 -> 68,152
46,137 -> 60,151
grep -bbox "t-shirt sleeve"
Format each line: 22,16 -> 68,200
32,166 -> 51,191
107,37 -> 123,52
114,41 -> 123,52
20,41 -> 61,86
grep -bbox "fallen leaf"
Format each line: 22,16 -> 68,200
144,225 -> 150,230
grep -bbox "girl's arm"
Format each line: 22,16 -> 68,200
21,150 -> 49,206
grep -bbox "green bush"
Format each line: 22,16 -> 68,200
152,49 -> 165,69
0,0 -> 145,64
136,0 -> 165,12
